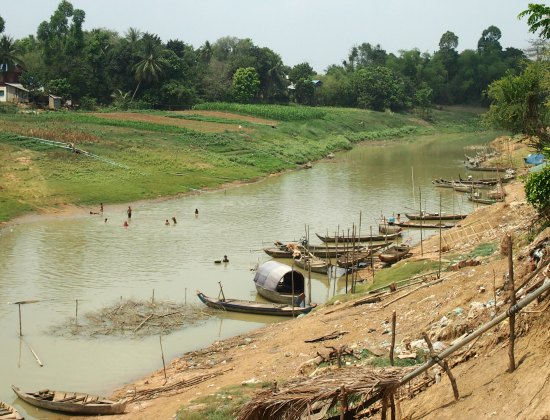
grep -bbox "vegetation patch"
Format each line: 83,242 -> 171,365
193,102 -> 326,121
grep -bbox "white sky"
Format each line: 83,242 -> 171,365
1,0 -> 537,73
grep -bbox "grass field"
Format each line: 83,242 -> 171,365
0,104 -> 497,223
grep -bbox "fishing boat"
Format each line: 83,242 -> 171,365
396,221 -> 455,229
292,255 -> 329,274
336,249 -> 374,268
464,163 -> 512,172
431,178 -> 454,188
315,231 -> 401,243
404,212 -> 467,221
378,245 -> 411,264
378,223 -> 402,234
264,242 -> 364,259
467,194 -> 500,205
0,401 -> 23,420
253,261 -> 305,304
197,291 -> 314,316
11,386 -> 127,416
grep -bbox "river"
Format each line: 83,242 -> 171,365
0,132 -> 496,418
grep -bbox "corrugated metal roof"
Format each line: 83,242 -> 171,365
253,261 -> 301,291
5,83 -> 29,92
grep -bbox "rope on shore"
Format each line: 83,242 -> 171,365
2,134 -> 131,170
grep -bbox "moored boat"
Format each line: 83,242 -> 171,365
11,386 -> 127,416
292,255 -> 329,274
315,231 -> 401,243
467,194 -> 500,205
197,291 -> 314,316
253,261 -> 305,304
378,245 -> 411,264
397,221 -> 455,229
0,401 -> 23,420
404,212 -> 467,221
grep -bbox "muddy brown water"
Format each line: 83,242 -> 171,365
0,134 -> 494,418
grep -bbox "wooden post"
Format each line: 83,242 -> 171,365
507,234 -> 516,373
159,335 -> 167,381
492,269 -> 498,318
218,282 -> 226,301
390,311 -> 397,366
291,264 -> 295,318
422,332 -> 459,400
152,289 -> 155,305
18,303 -> 22,336
419,188 -> 424,256
75,299 -> 79,326
339,385 -> 347,420
438,195 -> 442,279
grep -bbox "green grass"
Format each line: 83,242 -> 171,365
0,105 -> 495,223
176,384 -> 264,420
368,260 -> 441,291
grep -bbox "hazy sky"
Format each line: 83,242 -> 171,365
1,0 -> 537,72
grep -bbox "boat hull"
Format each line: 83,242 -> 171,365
404,212 -> 467,221
316,231 -> 401,243
197,292 -> 313,316
12,386 -> 127,415
0,401 -> 23,420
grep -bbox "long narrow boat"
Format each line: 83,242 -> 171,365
11,386 -> 127,416
397,221 -> 455,229
336,249 -> 374,268
378,245 -> 411,264
264,243 -> 364,259
466,194 -> 500,205
0,401 -> 23,420
292,255 -> 329,274
197,291 -> 314,316
464,163 -> 512,172
404,212 -> 467,221
315,231 -> 401,243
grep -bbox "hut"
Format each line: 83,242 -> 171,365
253,261 -> 305,304
48,94 -> 62,110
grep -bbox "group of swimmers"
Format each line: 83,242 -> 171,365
92,204 -> 201,228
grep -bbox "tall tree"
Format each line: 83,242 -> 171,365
0,15 -> 5,33
477,25 -> 502,54
232,67 -> 260,103
518,3 -> 550,39
485,62 -> 550,151
0,35 -> 25,82
131,33 -> 167,100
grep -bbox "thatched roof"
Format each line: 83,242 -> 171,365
238,365 -> 412,420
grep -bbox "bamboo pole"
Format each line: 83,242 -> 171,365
419,188 -> 424,256
291,264 -> 295,318
75,299 -> 79,326
439,195 -> 442,279
159,335 -> 167,381
422,332 -> 459,400
18,303 -> 22,336
507,234 -> 516,373
390,311 -> 397,366
22,337 -> 43,367
400,279 -> 550,386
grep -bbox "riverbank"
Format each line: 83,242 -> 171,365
82,139 -> 549,419
0,105 -> 497,224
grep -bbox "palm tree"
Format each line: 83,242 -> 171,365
131,34 -> 166,101
0,35 -> 25,83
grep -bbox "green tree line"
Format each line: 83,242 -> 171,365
0,1 -> 535,113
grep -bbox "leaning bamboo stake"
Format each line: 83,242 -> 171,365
507,234 -> 516,373
390,311 -> 397,366
422,332 -> 459,400
339,385 -> 347,420
400,279 -> 550,386
21,337 -> 43,367
159,335 -> 167,382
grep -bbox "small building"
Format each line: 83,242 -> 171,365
0,83 -> 29,103
49,94 -> 62,110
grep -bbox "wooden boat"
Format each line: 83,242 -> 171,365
197,291 -> 314,316
11,386 -> 127,416
378,223 -> 402,234
431,178 -> 454,188
264,242 -> 364,259
0,401 -> 23,420
458,174 -> 513,184
253,261 -> 305,304
315,231 -> 401,243
293,255 -> 330,274
464,163 -> 512,172
336,249 -> 373,268
467,194 -> 500,205
404,212 -> 467,221
397,221 -> 455,229
378,245 -> 411,264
